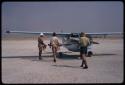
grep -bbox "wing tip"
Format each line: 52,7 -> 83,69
6,30 -> 10,33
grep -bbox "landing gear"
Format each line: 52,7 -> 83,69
59,52 -> 63,57
87,51 -> 93,57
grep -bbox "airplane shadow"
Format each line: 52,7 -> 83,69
2,55 -> 49,58
2,55 -> 50,61
57,53 -> 117,59
52,64 -> 81,69
57,54 -> 79,60
2,52 -> 79,58
92,53 -> 117,56
2,53 -> 117,61
2,54 -> 79,62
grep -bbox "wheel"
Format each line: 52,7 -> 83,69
87,51 -> 93,57
59,52 -> 63,57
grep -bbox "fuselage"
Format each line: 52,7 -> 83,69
62,33 -> 92,52
63,38 -> 80,52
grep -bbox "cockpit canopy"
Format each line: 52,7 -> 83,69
70,33 -> 79,38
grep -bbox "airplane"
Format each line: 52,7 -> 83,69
6,30 -> 123,57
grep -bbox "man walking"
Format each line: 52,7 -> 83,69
50,32 -> 60,62
79,32 -> 90,69
38,33 -> 47,60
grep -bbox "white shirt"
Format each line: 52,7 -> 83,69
50,36 -> 59,46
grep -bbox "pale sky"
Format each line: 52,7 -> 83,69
2,1 -> 123,34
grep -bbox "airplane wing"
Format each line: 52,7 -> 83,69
6,30 -> 70,36
6,30 -> 123,36
86,32 -> 123,35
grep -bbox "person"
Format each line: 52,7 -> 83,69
38,33 -> 47,60
49,32 -> 60,63
79,32 -> 90,69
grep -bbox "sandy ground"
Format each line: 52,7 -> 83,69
1,38 -> 124,84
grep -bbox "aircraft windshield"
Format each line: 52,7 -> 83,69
70,33 -> 79,38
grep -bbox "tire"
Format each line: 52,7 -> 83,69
59,52 -> 63,57
87,51 -> 93,57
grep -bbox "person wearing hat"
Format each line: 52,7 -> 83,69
38,33 -> 47,60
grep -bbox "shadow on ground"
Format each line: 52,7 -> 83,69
52,64 -> 82,69
93,53 -> 117,56
2,53 -> 117,60
2,53 -> 79,59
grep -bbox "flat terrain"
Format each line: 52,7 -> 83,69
1,36 -> 124,84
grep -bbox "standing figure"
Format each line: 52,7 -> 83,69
50,32 -> 60,62
38,33 -> 47,60
79,32 -> 90,69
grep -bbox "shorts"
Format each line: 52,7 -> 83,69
80,46 -> 87,54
